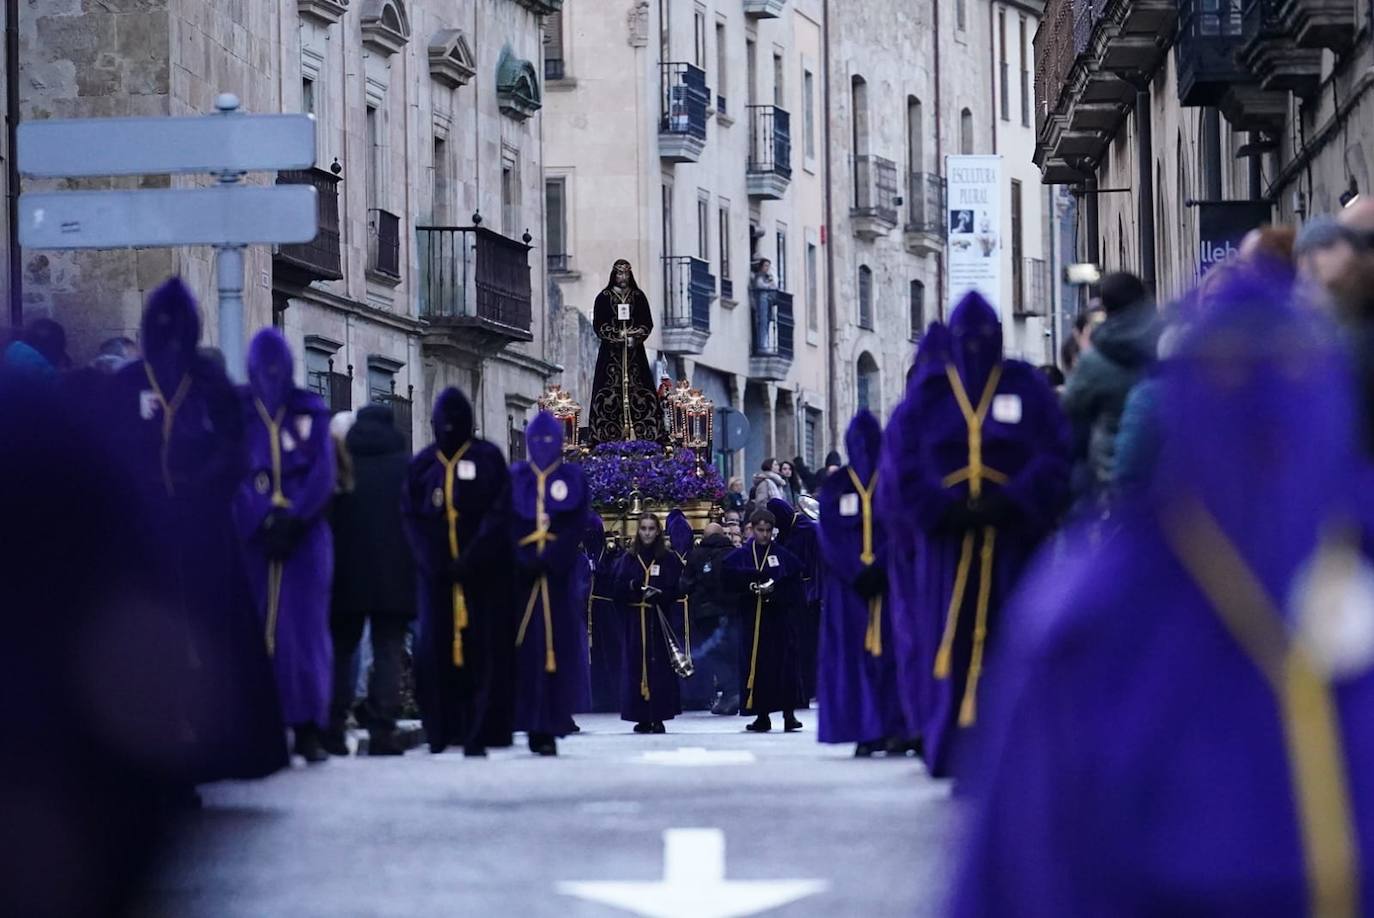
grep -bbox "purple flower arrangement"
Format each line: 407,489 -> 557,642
581,439 -> 726,506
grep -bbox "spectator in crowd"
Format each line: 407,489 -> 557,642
751,258 -> 778,354
723,475 -> 747,514
778,459 -> 804,504
1294,215 -> 1365,318
752,457 -> 787,503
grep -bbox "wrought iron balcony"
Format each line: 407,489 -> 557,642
1176,0 -> 1247,106
369,378 -> 415,451
660,63 -> 709,163
274,168 -> 343,285
747,105 -> 791,200
717,94 -> 728,118
743,0 -> 786,19
661,255 -> 714,355
544,57 -> 565,81
514,0 -> 562,13
1240,0 -> 1321,96
851,155 -> 900,241
417,225 -> 534,351
749,289 -> 794,381
307,360 -> 353,414
904,172 -> 947,257
1017,258 -> 1050,316
720,276 -> 735,302
368,208 -> 402,282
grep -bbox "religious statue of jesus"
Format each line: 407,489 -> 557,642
588,259 -> 664,444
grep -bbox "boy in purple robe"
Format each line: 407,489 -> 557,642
767,496 -> 821,702
615,512 -> 686,732
402,387 -> 515,757
817,410 -> 906,756
104,278 -> 286,783
954,270 -> 1374,916
233,329 -> 336,763
723,509 -> 806,733
583,512 -> 625,713
510,411 -> 591,756
883,293 -> 1068,777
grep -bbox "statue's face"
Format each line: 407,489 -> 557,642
614,263 -> 631,286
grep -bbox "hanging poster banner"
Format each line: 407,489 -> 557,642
1197,200 -> 1272,275
945,154 -> 1003,310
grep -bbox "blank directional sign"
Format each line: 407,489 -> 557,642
19,185 -> 318,249
18,114 -> 315,177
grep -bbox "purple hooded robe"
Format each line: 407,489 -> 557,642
582,512 -> 626,712
954,270 -> 1374,916
233,329 -> 336,729
104,278 -> 286,781
817,410 -> 906,744
510,412 -> 592,736
402,387 -> 516,753
769,497 -> 821,700
881,294 -> 1068,777
614,530 -> 686,724
723,537 -> 806,716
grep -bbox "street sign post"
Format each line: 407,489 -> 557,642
16,93 -> 318,380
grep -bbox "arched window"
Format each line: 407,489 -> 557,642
959,108 -> 974,155
851,76 -> 870,157
857,352 -> 881,414
858,264 -> 874,330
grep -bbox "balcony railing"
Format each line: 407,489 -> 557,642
545,57 -> 565,81
660,62 -> 709,159
717,94 -> 728,117
1176,0 -> 1247,106
751,289 -> 794,360
747,105 -> 791,178
662,255 -> 714,332
368,208 -> 401,280
721,276 -> 734,301
275,168 -> 342,283
1019,257 -> 1049,316
307,361 -> 352,414
370,380 -> 414,451
1241,0 -> 1321,94
905,172 -> 947,236
417,225 -> 534,343
547,253 -> 573,274
852,155 -> 900,238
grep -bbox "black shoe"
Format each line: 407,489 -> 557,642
651,721 -> 666,734
746,715 -> 772,733
855,741 -> 881,758
711,692 -> 741,716
368,730 -> 405,757
463,743 -> 487,758
569,721 -> 582,734
294,725 -> 329,764
321,727 -> 349,757
528,733 -> 558,756
784,714 -> 803,733
885,737 -> 921,758
633,722 -> 653,734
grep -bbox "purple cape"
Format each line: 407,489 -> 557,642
509,412 -> 591,736
723,540 -> 806,715
233,329 -> 336,728
103,280 -> 286,781
402,387 -> 516,752
955,272 -> 1374,915
614,542 -> 686,722
583,514 -> 626,713
878,293 -> 1069,776
817,410 -> 905,744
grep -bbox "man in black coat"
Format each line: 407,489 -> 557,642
679,523 -> 739,714
324,405 -> 417,756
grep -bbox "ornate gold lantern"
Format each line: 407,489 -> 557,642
537,384 -> 582,452
682,389 -> 713,452
664,378 -> 695,445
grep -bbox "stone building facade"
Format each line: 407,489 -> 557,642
18,0 -> 563,452
543,0 -> 831,475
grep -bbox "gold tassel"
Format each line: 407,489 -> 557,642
640,604 -> 651,700
451,585 -> 468,667
958,527 -> 997,727
541,578 -> 556,673
265,560 -> 283,657
866,596 -> 883,657
934,531 -> 977,678
745,593 -> 763,709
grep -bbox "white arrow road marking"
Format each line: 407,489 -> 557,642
637,747 -> 757,766
557,828 -> 829,918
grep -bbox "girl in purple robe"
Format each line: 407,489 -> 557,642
233,329 -> 336,763
884,293 -> 1068,777
510,411 -> 591,756
724,509 -> 806,733
583,512 -> 626,713
616,512 -> 686,732
817,410 -> 906,756
402,387 -> 516,757
105,278 -> 286,783
954,268 -> 1374,917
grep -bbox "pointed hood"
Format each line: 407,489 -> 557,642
525,410 -> 563,468
246,328 -> 295,415
141,277 -> 201,389
947,292 -> 1004,397
845,408 -> 883,484
766,498 -> 796,539
583,511 -> 608,553
666,509 -> 694,556
431,387 -> 474,457
1154,264 -> 1358,606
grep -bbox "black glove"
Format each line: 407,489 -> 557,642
971,491 -> 1018,526
854,564 -> 887,599
259,509 -> 303,560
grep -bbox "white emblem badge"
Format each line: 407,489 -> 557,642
767,555 -> 780,568
255,471 -> 271,495
550,479 -> 569,502
281,430 -> 297,452
992,394 -> 1023,425
1292,539 -> 1374,679
295,414 -> 313,443
457,459 -> 477,481
839,493 -> 861,517
139,391 -> 159,421
650,563 -> 661,576
432,487 -> 444,508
